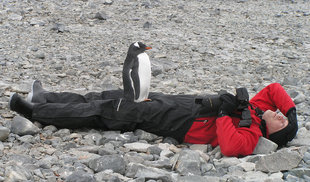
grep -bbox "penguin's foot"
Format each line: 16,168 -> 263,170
144,99 -> 152,102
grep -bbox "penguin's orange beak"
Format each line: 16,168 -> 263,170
146,46 -> 152,50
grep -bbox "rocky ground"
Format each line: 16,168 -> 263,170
0,0 -> 310,181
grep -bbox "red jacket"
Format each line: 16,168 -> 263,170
183,83 -> 295,157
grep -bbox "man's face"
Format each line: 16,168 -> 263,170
262,110 -> 288,135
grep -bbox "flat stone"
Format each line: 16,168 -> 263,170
189,144 -> 209,153
66,171 -> 96,182
134,129 -> 158,142
253,137 -> 278,154
236,162 -> 255,172
88,155 -> 126,174
214,157 -> 241,168
10,116 -> 40,136
178,175 -> 220,182
174,149 -> 202,176
255,148 -> 304,172
0,126 -> 10,141
134,167 -> 174,182
5,165 -> 33,181
287,167 -> 310,178
288,127 -> 310,146
124,142 -> 152,152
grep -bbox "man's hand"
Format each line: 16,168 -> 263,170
218,93 -> 238,117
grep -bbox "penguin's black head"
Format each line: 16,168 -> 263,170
128,42 -> 152,55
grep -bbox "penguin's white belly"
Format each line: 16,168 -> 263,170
135,53 -> 151,102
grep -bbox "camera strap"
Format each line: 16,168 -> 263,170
255,107 -> 267,137
236,88 -> 252,128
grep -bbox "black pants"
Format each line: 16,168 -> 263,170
31,90 -> 204,142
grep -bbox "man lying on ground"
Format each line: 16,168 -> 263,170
9,81 -> 298,157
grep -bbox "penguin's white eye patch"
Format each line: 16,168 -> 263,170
134,42 -> 140,48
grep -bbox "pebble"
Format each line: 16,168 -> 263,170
0,126 -> 10,141
0,0 -> 310,181
10,116 -> 40,136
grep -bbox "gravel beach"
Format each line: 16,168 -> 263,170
0,0 -> 310,181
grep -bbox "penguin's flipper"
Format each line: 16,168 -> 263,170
123,68 -> 135,101
131,63 -> 140,100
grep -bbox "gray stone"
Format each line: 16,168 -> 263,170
174,149 -> 202,176
243,171 -> 269,181
282,77 -> 299,86
69,150 -> 101,165
293,92 -> 306,104
160,149 -> 174,158
50,23 -> 66,32
5,165 -> 33,181
236,162 -> 255,172
29,18 -> 46,26
162,137 -> 179,145
8,14 -> 23,21
124,142 -> 152,152
214,157 -> 241,168
88,155 -> 126,174
143,21 -> 152,29
0,126 -> 10,141
17,135 -> 37,144
189,144 -> 209,153
37,156 -> 59,169
288,127 -> 310,146
35,52 -> 45,59
255,148 -> 304,172
60,142 -> 78,150
0,141 -> 4,152
146,145 -> 162,155
253,137 -> 278,154
287,167 -> 310,178
134,129 -> 158,142
305,122 -> 310,130
303,151 -> 310,165
10,116 -> 40,136
151,63 -> 164,76
143,159 -> 172,169
95,170 -> 130,182
126,163 -> 147,178
84,132 -> 103,145
98,147 -> 118,155
8,154 -> 37,165
101,131 -> 138,144
76,146 -> 100,154
53,128 -> 71,138
66,171 -> 96,182
103,0 -> 113,5
43,125 -> 58,132
285,174 -> 301,182
94,12 -> 108,20
134,167 -> 174,182
124,152 -> 145,164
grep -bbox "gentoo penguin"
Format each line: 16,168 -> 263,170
122,42 -> 152,102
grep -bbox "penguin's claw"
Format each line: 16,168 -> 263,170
144,99 -> 152,102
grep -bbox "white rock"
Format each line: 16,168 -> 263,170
123,142 -> 152,152
237,162 -> 255,172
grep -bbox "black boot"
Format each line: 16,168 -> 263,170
27,80 -> 48,103
9,93 -> 34,119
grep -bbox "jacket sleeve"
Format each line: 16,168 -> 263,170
249,83 -> 295,115
216,115 -> 262,157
